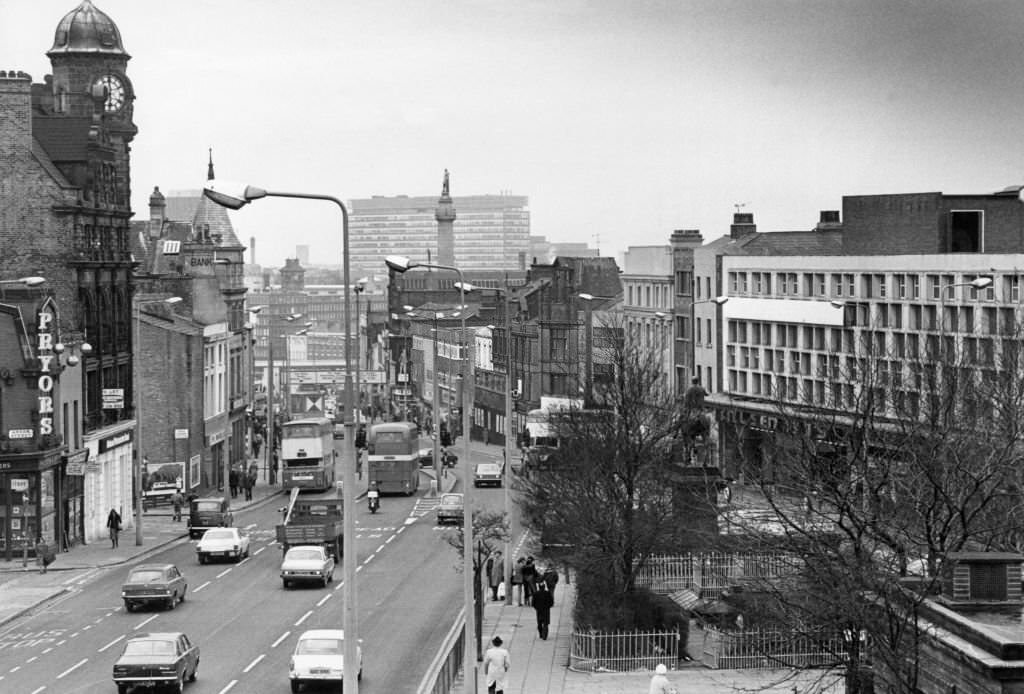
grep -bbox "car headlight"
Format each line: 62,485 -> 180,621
157,664 -> 177,674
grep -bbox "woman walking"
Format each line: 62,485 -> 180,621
483,636 -> 510,694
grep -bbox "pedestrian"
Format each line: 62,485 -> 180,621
253,431 -> 263,459
521,556 -> 537,606
488,550 -> 504,601
106,508 -> 122,549
532,581 -> 554,639
512,557 -> 525,606
244,469 -> 255,501
649,663 -> 674,694
229,467 -> 239,498
35,537 -> 48,574
171,489 -> 184,522
483,635 -> 510,694
542,564 -> 560,603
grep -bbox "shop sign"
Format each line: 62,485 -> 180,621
66,462 -> 86,475
174,429 -> 189,440
10,478 -> 29,492
63,449 -> 88,464
720,408 -> 779,431
208,430 -> 226,446
99,430 -> 132,453
102,388 -> 125,409
36,310 -> 56,435
8,429 -> 34,439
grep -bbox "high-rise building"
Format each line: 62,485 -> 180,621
349,192 -> 530,277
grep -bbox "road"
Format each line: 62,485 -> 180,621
0,439 -> 518,694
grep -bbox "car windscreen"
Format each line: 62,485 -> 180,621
127,570 -> 165,583
286,549 -> 323,562
295,638 -> 342,655
440,494 -> 462,505
195,501 -> 222,511
124,639 -> 176,656
203,529 -> 233,540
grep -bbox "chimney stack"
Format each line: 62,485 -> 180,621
250,236 -> 256,265
730,212 -> 756,239
148,186 -> 165,238
0,71 -> 33,151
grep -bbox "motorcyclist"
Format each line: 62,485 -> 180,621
368,481 -> 380,512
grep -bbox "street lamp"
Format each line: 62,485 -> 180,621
203,180 -> 360,694
386,255 -> 476,687
354,279 -> 367,426
135,295 -> 182,546
0,276 -> 46,287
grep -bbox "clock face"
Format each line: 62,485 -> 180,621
95,74 -> 125,113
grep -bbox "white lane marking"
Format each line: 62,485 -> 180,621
56,658 -> 87,679
134,615 -> 158,630
355,565 -> 363,572
253,546 -> 266,556
30,687 -> 44,694
238,557 -> 250,566
243,653 -> 265,673
334,581 -> 344,592
216,567 -> 233,578
82,625 -> 92,631
10,666 -> 20,672
26,656 -> 37,663
363,555 -> 373,565
56,640 -> 66,646
294,610 -> 313,626
217,680 -> 238,694
375,543 -> 386,554
402,519 -> 414,526
316,594 -> 331,607
245,523 -> 258,530
193,580 -> 212,593
69,632 -> 79,638
42,648 -> 53,654
94,617 -> 104,624
98,635 -> 125,653
385,534 -> 395,544
271,631 -> 290,648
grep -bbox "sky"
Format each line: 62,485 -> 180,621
6,0 -> 1024,269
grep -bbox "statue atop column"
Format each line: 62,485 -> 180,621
441,169 -> 450,198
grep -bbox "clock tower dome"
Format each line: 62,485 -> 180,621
47,0 -> 136,138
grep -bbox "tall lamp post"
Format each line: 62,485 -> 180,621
267,312 -> 304,484
386,255 -> 475,689
354,279 -> 367,426
203,180 -> 359,694
134,295 -> 182,546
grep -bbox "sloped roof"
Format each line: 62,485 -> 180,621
165,190 -> 244,249
30,139 -> 73,188
706,230 -> 843,257
32,116 -> 94,161
554,256 -> 622,300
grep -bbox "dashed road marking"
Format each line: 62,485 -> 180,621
243,653 -> 265,672
194,581 -> 211,593
253,547 -> 266,556
271,631 -> 290,648
316,594 -> 331,607
216,568 -> 233,578
217,679 -> 237,694
98,635 -> 124,653
56,658 -> 87,679
294,610 -> 313,626
133,615 -> 158,631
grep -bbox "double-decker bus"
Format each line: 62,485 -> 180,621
367,422 -> 419,495
280,417 -> 336,491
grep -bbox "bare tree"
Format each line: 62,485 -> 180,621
717,322 -> 1024,693
445,508 -> 510,660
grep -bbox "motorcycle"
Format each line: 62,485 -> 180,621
367,489 -> 380,514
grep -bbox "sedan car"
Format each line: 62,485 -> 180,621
289,629 -> 361,691
113,632 -> 199,694
436,492 -> 464,525
195,527 -> 250,564
281,545 -> 335,588
121,564 -> 187,612
474,462 -> 503,487
419,447 -> 458,468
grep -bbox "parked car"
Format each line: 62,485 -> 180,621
436,492 -> 464,525
474,462 -> 503,487
112,632 -> 199,694
281,545 -> 335,588
333,423 -> 345,439
289,628 -> 361,691
121,564 -> 188,612
187,496 -> 233,540
195,527 -> 250,564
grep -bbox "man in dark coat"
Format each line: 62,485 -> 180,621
532,582 -> 554,639
229,467 -> 239,498
542,565 -> 560,603
521,556 -> 538,606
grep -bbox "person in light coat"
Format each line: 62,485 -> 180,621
483,635 -> 510,694
649,663 -> 674,694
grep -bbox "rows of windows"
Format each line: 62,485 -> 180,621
724,271 -> 1010,302
625,282 -> 673,309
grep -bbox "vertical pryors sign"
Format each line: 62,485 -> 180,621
36,309 -> 56,436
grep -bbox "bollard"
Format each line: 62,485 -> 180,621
428,479 -> 438,498
21,534 -> 28,568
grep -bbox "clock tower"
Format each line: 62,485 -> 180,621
46,0 -> 137,194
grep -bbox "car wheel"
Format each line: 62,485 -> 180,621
117,684 -> 128,694
290,681 -> 301,693
283,579 -> 290,589
198,553 -> 207,565
167,596 -> 176,610
123,600 -> 133,612
358,667 -> 362,681
173,674 -> 184,694
188,659 -> 198,682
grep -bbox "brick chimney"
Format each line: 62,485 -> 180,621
148,186 -> 165,238
730,213 -> 756,239
0,71 -> 34,152
815,210 -> 841,231
671,229 -> 703,250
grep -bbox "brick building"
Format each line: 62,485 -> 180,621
0,0 -> 140,550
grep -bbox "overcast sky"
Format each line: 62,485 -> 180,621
6,0 -> 1024,268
